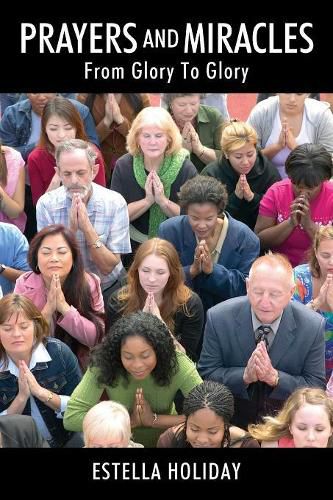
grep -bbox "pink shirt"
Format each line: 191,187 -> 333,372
14,271 -> 104,347
0,147 -> 26,232
259,179 -> 333,267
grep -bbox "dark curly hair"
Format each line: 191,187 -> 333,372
178,175 -> 228,215
91,312 -> 178,387
172,381 -> 234,448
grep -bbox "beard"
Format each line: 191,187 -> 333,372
64,184 -> 91,200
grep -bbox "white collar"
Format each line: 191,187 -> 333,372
0,343 -> 51,376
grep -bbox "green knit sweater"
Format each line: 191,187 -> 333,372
63,351 -> 202,447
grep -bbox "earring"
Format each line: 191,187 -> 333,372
35,264 -> 39,272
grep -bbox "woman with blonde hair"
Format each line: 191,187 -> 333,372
248,387 -> 333,448
83,400 -> 143,448
202,120 -> 280,230
111,106 -> 197,266
106,238 -> 203,361
292,225 -> 333,381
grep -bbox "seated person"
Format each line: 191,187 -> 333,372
248,93 -> 333,178
106,238 -> 204,361
0,414 -> 49,447
293,225 -> 333,381
249,387 -> 333,448
198,253 -> 326,429
111,106 -> 197,265
0,222 -> 30,295
0,294 -> 82,448
28,96 -> 106,206
158,175 -> 260,312
64,312 -> 202,447
83,400 -> 143,448
0,145 -> 26,232
157,380 -> 259,448
162,93 -> 225,172
36,139 -> 131,305
77,93 -> 150,185
202,120 -> 280,230
255,143 -> 333,267
14,224 -> 105,370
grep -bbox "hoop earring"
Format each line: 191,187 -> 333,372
35,264 -> 39,272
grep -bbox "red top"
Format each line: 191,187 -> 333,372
28,145 -> 106,205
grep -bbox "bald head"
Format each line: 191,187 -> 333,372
247,254 -> 295,324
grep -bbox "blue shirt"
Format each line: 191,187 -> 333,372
0,222 -> 30,294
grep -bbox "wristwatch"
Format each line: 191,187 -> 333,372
91,238 -> 103,249
0,264 -> 7,274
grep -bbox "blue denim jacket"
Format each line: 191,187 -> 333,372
0,338 -> 82,447
0,98 -> 99,161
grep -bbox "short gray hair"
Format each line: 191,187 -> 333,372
55,138 -> 97,169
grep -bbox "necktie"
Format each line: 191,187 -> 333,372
256,325 -> 273,350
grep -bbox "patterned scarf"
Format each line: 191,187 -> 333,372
133,148 -> 189,237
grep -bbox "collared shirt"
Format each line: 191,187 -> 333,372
251,309 -> 283,349
36,183 -> 131,290
0,222 -> 30,295
0,343 -> 70,440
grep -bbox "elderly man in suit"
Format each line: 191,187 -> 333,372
198,253 -> 326,428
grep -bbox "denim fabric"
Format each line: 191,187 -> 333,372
0,338 -> 82,448
0,98 -> 99,161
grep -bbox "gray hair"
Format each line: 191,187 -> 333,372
55,138 -> 97,170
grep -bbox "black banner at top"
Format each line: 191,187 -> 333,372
1,14 -> 331,92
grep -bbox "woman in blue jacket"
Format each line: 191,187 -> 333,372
0,294 -> 82,447
158,175 -> 260,312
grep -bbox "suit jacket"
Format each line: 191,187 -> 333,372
158,213 -> 260,312
198,296 -> 326,428
0,415 -> 49,448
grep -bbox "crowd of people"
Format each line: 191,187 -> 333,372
0,92 -> 333,449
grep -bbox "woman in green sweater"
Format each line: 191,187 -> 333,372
63,311 -> 202,447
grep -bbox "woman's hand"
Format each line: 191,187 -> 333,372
143,292 -> 163,322
135,388 -> 155,427
130,395 -> 142,429
234,176 -> 244,199
18,361 -> 31,402
151,171 -> 166,206
325,274 -> 333,311
20,360 -> 44,400
144,172 -> 155,205
190,243 -> 204,278
43,274 -> 57,320
54,274 -> 71,316
240,174 -> 254,202
198,240 -> 213,275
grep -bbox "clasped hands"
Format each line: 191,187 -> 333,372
181,122 -> 201,154
145,170 -> 167,207
243,341 -> 277,387
43,273 -> 70,319
191,239 -> 213,277
69,193 -> 92,233
235,174 -> 254,202
131,388 -> 155,428
143,293 -> 185,353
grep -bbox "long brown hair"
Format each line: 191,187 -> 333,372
118,238 -> 191,332
39,96 -> 87,152
0,144 -> 7,187
28,225 -> 105,353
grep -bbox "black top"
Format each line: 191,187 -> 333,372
201,150 -> 281,230
106,288 -> 204,361
111,153 -> 197,235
